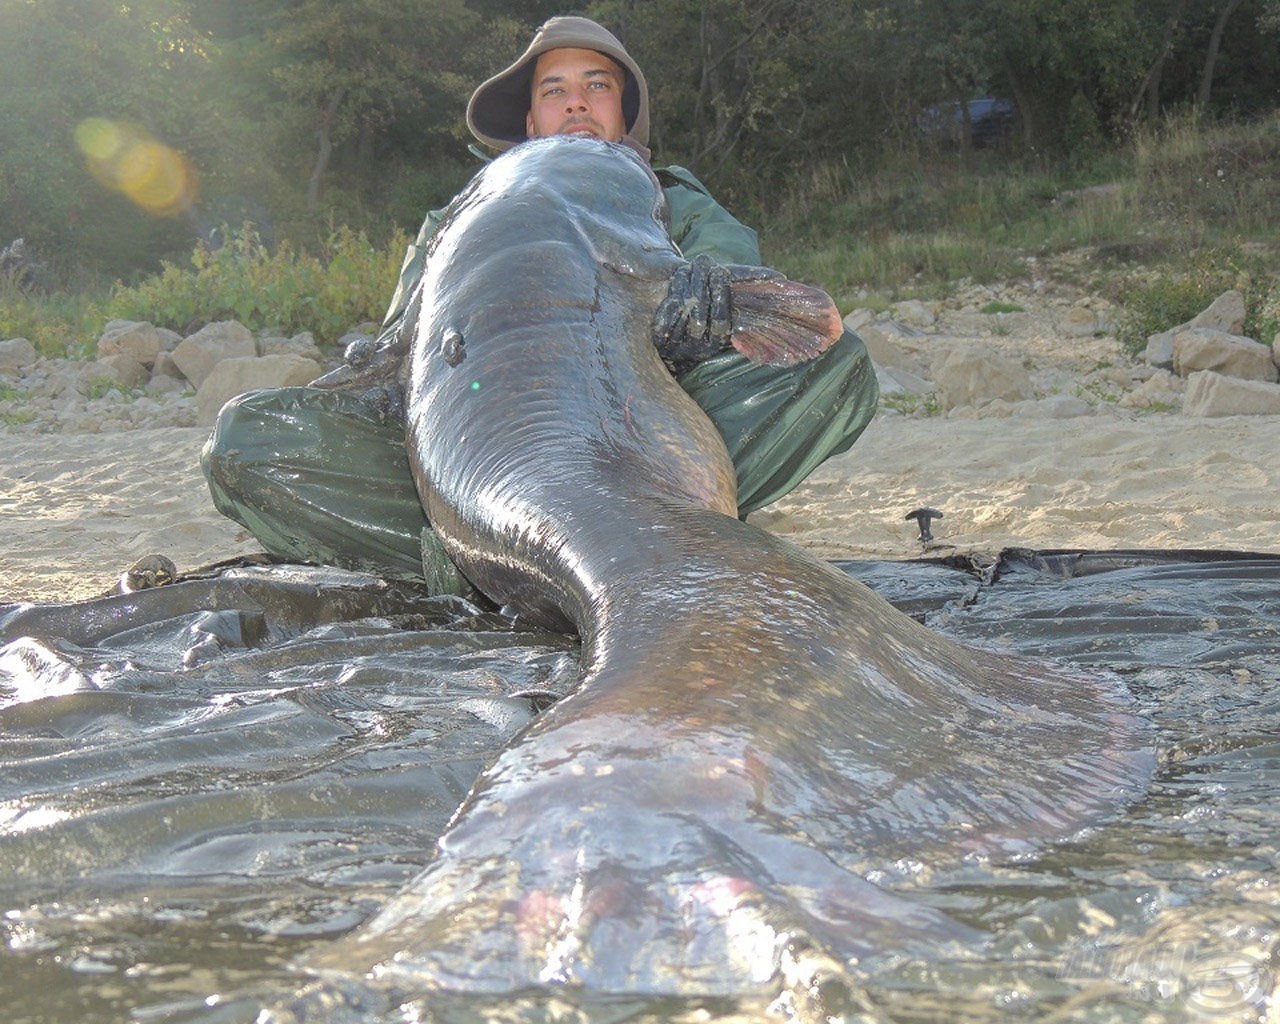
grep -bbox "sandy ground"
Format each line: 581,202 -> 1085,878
3,410 -> 1276,607
2,427 -> 261,604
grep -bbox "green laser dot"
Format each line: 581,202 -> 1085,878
471,380 -> 481,390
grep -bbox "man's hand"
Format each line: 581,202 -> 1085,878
652,254 -> 733,370
652,257 -> 841,371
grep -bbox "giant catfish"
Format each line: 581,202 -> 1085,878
313,136 -> 1152,1013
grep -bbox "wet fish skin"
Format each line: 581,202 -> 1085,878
315,136 -> 1153,1006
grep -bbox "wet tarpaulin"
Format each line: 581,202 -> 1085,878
0,550 -> 1277,1023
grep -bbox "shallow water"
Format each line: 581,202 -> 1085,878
0,553 -> 1276,1023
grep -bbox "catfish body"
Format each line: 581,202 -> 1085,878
321,137 -> 1151,1010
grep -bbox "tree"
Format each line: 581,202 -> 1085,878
974,0 -> 1154,151
1129,0 -> 1190,120
1130,0 -> 1280,117
268,0 -> 481,208
1197,0 -> 1246,107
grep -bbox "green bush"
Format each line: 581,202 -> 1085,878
0,281 -> 102,358
105,224 -> 409,345
1112,248 -> 1280,356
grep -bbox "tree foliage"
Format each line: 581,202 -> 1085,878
2,0 -> 1277,283
267,0 -> 483,204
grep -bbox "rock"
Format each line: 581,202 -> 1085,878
337,327 -> 377,350
875,364 -> 933,397
1142,331 -> 1176,370
172,320 -> 256,388
261,330 -> 323,361
1118,369 -> 1183,410
1193,290 -> 1247,335
1143,289 -> 1248,370
1095,364 -> 1132,386
195,353 -> 323,425
841,308 -> 876,334
156,326 -> 183,352
91,353 -> 150,391
972,396 -> 1013,417
97,320 -> 164,368
1173,328 -> 1279,382
1182,370 -> 1280,417
890,299 -> 939,328
876,322 -> 938,359
858,323 -> 917,370
146,373 -> 188,397
931,347 -> 1034,411
1061,304 -> 1106,337
1015,394 -> 1092,418
0,337 -> 37,375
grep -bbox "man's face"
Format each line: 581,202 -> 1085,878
525,47 -> 627,143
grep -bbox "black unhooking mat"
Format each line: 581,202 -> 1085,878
0,550 -> 1277,1024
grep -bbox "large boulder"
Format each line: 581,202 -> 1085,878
195,353 -> 323,425
1195,289 -> 1247,334
1173,328 -> 1279,382
172,320 -> 257,388
931,346 -> 1034,411
151,350 -> 187,381
0,337 -> 37,375
156,326 -> 183,352
97,320 -> 164,368
1142,289 -> 1248,369
1182,370 -> 1280,417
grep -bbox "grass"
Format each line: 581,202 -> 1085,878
0,380 -> 35,426
758,110 -> 1280,337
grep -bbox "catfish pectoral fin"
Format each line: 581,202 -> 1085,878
727,273 -> 844,367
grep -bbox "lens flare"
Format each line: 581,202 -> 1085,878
74,118 -> 197,217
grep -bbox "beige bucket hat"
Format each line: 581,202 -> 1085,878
466,16 -> 650,152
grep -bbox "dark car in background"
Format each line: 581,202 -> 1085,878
919,97 -> 1018,148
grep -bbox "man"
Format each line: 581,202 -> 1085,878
202,16 -> 878,591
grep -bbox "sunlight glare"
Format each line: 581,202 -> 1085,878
74,117 -> 197,217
